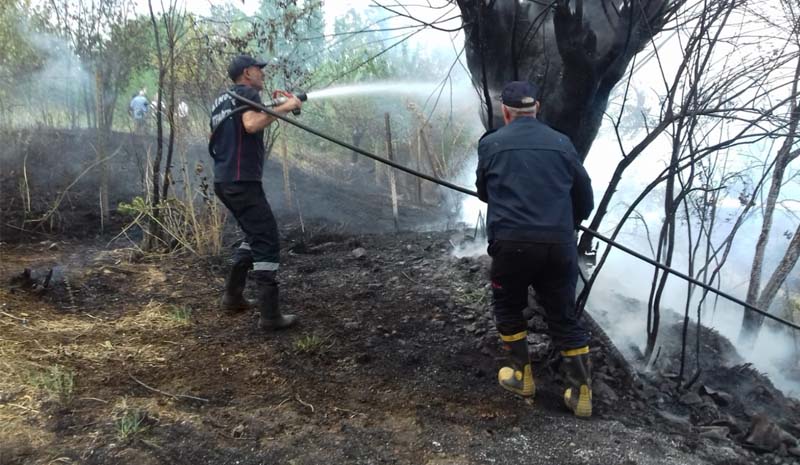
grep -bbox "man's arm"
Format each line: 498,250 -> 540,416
570,154 -> 594,224
241,96 -> 302,134
476,141 -> 490,203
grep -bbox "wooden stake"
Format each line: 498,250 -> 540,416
419,126 -> 442,179
374,141 -> 381,186
415,128 -> 422,205
384,113 -> 399,232
281,134 -> 292,207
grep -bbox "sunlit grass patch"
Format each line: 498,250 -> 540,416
115,301 -> 193,329
113,398 -> 151,441
30,364 -> 74,406
454,285 -> 488,306
167,305 -> 192,322
292,334 -> 332,355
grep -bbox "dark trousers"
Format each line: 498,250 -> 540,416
214,182 -> 280,272
489,240 -> 589,350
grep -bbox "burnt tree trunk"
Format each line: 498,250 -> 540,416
456,0 -> 677,160
146,0 -> 166,251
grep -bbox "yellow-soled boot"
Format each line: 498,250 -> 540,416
561,346 -> 592,418
497,331 -> 535,398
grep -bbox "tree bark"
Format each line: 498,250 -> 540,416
146,0 -> 165,251
740,54 -> 800,346
757,224 -> 800,314
94,70 -> 109,233
456,0 -> 676,160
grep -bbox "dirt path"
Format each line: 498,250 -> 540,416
0,228 -> 781,465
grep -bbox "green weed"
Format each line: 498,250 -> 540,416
114,399 -> 150,440
30,365 -> 74,405
293,334 -> 330,355
167,305 -> 192,322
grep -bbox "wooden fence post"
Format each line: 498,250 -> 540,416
415,128 -> 422,205
374,141 -> 381,186
281,134 -> 292,207
384,113 -> 399,232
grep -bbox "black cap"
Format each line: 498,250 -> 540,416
227,54 -> 268,81
500,81 -> 539,109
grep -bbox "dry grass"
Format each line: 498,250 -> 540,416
116,144 -> 227,256
0,245 -> 214,463
0,284 -> 192,411
115,300 -> 192,330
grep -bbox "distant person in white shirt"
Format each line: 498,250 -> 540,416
129,90 -> 148,133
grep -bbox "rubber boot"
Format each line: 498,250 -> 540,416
561,346 -> 592,418
497,331 -> 535,397
220,258 -> 255,312
254,271 -> 297,330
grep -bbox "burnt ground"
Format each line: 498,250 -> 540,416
2,128 -> 800,464
2,219 -> 800,465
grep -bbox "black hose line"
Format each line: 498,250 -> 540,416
224,90 -> 476,196
225,90 -> 800,333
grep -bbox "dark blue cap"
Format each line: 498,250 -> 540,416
228,54 -> 268,80
501,81 -> 540,109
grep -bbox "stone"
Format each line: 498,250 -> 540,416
698,426 -> 730,441
680,391 -> 703,406
745,414 -> 799,452
593,379 -> 619,403
657,410 -> 692,430
700,385 -> 734,407
351,248 -> 367,259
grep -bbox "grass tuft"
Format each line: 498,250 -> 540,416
293,334 -> 331,355
114,398 -> 151,440
30,365 -> 74,406
167,305 -> 192,322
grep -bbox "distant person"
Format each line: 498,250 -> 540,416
476,81 -> 595,417
208,54 -> 303,331
177,100 -> 189,119
129,90 -> 148,133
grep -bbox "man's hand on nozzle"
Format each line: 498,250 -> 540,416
274,95 -> 302,113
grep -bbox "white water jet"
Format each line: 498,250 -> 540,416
306,81 -> 442,100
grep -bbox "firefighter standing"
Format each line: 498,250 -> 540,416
209,54 -> 303,330
476,81 -> 595,417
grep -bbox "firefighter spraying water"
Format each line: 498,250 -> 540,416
208,54 -> 303,331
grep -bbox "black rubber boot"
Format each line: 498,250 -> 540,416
220,258 -> 255,312
497,331 -> 535,397
254,271 -> 297,330
561,346 -> 592,417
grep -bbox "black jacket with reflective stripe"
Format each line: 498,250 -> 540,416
209,85 -> 265,183
476,117 -> 593,243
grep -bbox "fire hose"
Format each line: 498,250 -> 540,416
224,89 -> 800,334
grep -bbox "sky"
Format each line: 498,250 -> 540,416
136,0 -> 462,39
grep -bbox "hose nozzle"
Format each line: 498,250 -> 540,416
269,90 -> 307,115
